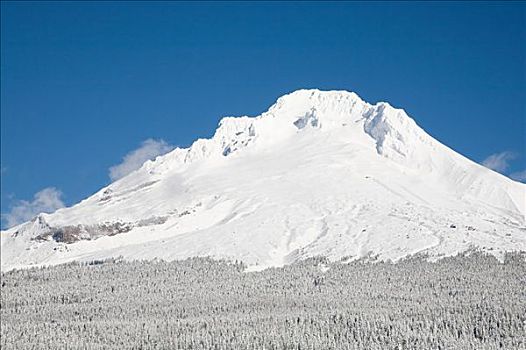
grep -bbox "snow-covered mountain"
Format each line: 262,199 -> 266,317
1,89 -> 525,271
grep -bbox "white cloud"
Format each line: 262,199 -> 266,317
481,151 -> 517,173
509,170 -> 526,183
109,139 -> 174,181
2,187 -> 65,228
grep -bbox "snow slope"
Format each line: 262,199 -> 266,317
1,89 -> 525,271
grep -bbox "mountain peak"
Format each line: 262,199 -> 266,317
134,89 -> 450,182
204,89 -> 431,168
268,89 -> 369,123
272,89 -> 364,108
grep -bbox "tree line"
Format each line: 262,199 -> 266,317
1,252 -> 525,349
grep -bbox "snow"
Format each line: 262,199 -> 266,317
1,89 -> 525,271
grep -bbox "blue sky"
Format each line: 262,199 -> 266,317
1,2 -> 525,228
